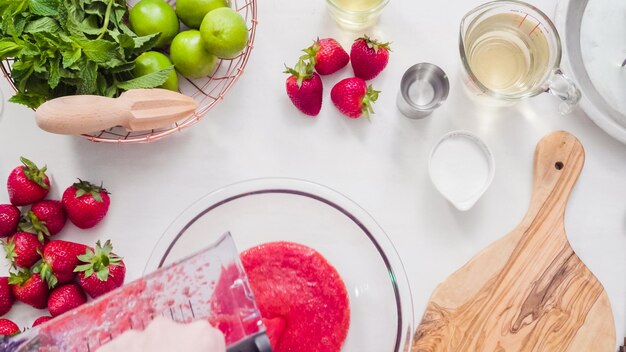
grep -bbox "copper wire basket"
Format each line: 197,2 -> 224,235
1,0 -> 257,144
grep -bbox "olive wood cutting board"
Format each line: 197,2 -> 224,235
412,131 -> 615,352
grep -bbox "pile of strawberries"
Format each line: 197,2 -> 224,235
0,157 -> 124,336
285,35 -> 391,118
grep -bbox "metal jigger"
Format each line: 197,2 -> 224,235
397,63 -> 450,119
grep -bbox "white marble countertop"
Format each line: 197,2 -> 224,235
0,0 -> 624,347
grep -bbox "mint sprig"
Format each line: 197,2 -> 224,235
0,0 -> 168,109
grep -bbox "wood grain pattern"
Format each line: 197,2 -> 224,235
36,88 -> 197,134
413,131 -> 616,352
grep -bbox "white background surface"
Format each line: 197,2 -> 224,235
0,0 -> 624,347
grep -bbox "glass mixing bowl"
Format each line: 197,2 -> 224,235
145,178 -> 414,351
555,0 -> 626,143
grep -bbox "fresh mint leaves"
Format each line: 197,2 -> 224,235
0,0 -> 168,108
115,66 -> 174,90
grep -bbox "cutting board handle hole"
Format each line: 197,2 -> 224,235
555,161 -> 564,170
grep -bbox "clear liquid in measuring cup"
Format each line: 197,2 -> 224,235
464,13 -> 551,96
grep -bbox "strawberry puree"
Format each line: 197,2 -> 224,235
240,242 -> 350,352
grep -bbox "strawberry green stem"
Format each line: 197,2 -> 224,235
72,179 -> 109,203
33,261 -> 57,289
19,211 -> 50,243
75,240 -> 122,282
284,57 -> 315,88
2,238 -> 17,269
361,85 -> 381,118
20,157 -> 49,190
8,268 -> 31,286
359,34 -> 392,53
301,38 -> 321,66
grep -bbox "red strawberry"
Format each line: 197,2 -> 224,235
38,240 -> 89,288
0,318 -> 19,336
303,38 -> 350,75
0,277 -> 14,316
32,316 -> 53,327
9,271 -> 49,309
47,283 -> 87,317
285,58 -> 323,116
330,77 -> 380,118
350,35 -> 391,80
0,205 -> 20,238
62,180 -> 110,229
76,240 -> 125,299
7,157 -> 50,206
20,201 -> 67,241
3,232 -> 43,268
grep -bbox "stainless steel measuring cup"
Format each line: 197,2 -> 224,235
397,63 -> 449,119
459,0 -> 580,113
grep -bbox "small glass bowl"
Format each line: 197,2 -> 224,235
326,0 -> 390,30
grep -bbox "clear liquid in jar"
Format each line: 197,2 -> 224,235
464,12 -> 551,96
331,0 -> 385,11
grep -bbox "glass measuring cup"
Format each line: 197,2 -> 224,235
459,0 -> 580,113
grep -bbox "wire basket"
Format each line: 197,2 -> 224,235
1,0 -> 257,144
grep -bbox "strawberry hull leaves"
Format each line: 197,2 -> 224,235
0,0 -> 169,109
75,240 -> 125,298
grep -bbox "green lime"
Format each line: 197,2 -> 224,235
175,0 -> 230,29
199,7 -> 248,59
134,51 -> 179,91
129,0 -> 179,48
170,30 -> 219,79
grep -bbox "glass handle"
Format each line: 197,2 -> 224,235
545,68 -> 581,114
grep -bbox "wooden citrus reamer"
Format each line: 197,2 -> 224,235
412,131 -> 615,351
35,89 -> 197,135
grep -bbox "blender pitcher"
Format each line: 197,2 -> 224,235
459,0 -> 580,113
